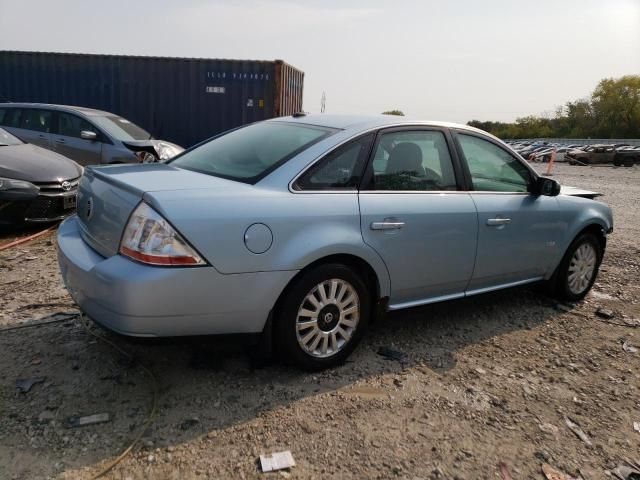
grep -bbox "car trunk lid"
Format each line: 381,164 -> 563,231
76,164 -> 242,257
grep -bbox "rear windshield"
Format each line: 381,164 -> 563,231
170,122 -> 336,183
0,127 -> 22,146
91,115 -> 151,141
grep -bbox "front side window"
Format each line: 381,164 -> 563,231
458,134 -> 532,192
58,113 -> 98,139
20,109 -> 52,133
171,122 -> 336,183
366,130 -> 458,191
294,134 -> 373,190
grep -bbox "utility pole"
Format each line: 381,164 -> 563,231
321,91 -> 326,113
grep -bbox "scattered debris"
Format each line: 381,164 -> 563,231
15,376 -> 45,393
539,423 -> 559,435
377,346 -> 408,364
180,418 -> 200,430
596,307 -> 614,319
498,462 -> 513,480
610,459 -> 640,480
554,303 -> 574,313
259,450 -> 296,472
634,422 -> 640,433
65,413 -> 110,428
475,367 -> 487,375
564,416 -> 592,446
622,341 -> 638,354
542,463 -> 579,480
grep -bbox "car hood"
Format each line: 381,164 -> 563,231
560,185 -> 602,199
0,144 -> 82,182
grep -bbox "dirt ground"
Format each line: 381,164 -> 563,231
1,163 -> 639,480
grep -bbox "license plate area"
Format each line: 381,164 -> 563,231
63,194 -> 77,210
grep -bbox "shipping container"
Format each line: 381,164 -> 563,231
0,51 -> 304,147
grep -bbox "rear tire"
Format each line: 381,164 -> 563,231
274,263 -> 371,371
624,157 -> 634,167
547,233 -> 602,302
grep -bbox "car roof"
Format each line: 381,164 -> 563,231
268,113 -> 495,138
0,102 -> 112,116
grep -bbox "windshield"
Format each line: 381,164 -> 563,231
170,122 -> 336,183
91,115 -> 152,141
0,127 -> 22,146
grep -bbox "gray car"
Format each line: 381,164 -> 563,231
0,127 -> 82,225
57,114 -> 613,370
0,103 -> 183,166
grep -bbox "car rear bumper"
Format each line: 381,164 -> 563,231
57,215 -> 297,337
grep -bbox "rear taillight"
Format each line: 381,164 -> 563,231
119,203 -> 205,266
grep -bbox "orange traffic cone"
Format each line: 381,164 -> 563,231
545,149 -> 556,176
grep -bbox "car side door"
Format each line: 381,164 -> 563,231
358,127 -> 478,308
453,130 -> 566,293
13,108 -> 54,148
51,112 -> 103,165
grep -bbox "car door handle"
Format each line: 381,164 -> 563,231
56,138 -> 66,143
486,218 -> 511,226
370,221 -> 405,230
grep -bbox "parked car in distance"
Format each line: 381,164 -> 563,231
57,115 -> 613,370
0,127 -> 82,226
566,144 -> 616,165
0,103 -> 184,166
613,147 -> 640,167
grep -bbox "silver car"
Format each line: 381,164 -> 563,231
57,114 -> 613,370
0,103 -> 183,166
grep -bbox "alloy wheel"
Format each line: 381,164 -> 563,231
295,278 -> 360,358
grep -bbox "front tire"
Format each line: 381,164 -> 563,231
274,264 -> 371,370
548,233 -> 602,301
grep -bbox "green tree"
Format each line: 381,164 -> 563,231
591,76 -> 640,138
382,110 -> 405,116
466,74 -> 640,139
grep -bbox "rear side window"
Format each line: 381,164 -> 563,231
58,113 -> 97,139
171,122 -> 336,183
20,109 -> 52,133
0,109 -> 6,125
458,134 -> 532,192
294,134 -> 374,190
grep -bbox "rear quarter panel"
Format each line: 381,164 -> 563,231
146,188 -> 392,297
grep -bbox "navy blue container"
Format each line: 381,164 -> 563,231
0,51 -> 304,147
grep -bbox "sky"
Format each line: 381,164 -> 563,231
1,0 -> 639,123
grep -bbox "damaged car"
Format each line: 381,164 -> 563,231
0,103 -> 183,166
0,127 -> 82,225
57,115 -> 613,370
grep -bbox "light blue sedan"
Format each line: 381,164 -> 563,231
57,114 -> 613,369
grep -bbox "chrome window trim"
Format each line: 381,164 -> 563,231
288,122 -> 458,194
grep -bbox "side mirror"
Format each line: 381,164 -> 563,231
80,130 -> 97,141
532,177 -> 561,196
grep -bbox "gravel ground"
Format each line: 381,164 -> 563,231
0,163 -> 639,480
